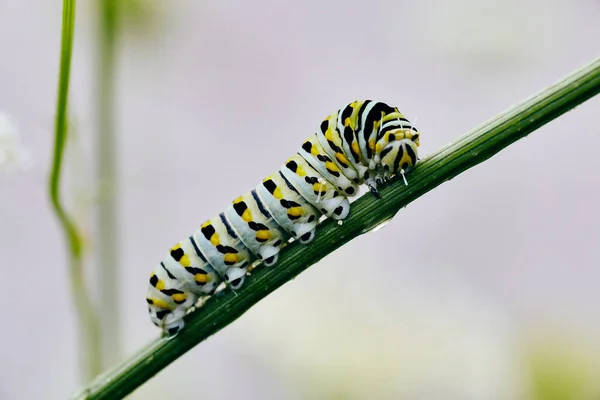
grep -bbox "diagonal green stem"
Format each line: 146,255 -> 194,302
71,57 -> 600,400
49,0 -> 102,382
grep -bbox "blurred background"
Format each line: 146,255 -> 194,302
1,1 -> 600,399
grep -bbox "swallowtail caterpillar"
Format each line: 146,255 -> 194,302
146,100 -> 420,335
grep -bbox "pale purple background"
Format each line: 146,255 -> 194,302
1,1 -> 600,399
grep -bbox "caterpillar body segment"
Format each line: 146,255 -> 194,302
335,101 -> 372,176
146,262 -> 199,335
299,134 -> 360,198
167,239 -> 222,295
193,214 -> 253,287
256,173 -> 322,244
316,113 -> 363,183
147,100 -> 421,335
281,154 -> 351,220
225,191 -> 290,267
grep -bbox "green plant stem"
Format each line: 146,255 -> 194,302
71,57 -> 600,400
50,0 -> 102,382
96,0 -> 121,368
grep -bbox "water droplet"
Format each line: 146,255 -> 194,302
369,218 -> 392,233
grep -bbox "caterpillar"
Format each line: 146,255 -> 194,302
146,100 -> 421,335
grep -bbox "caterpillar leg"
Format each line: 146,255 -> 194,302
368,185 -> 380,198
365,172 -> 380,198
148,303 -> 186,335
375,165 -> 388,184
147,280 -> 198,336
161,312 -> 186,336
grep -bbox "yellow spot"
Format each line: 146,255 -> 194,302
368,139 -> 375,150
335,152 -> 349,166
171,244 -> 181,251
383,112 -> 402,124
149,297 -> 171,309
233,197 -> 243,204
400,150 -> 413,167
224,253 -> 239,264
344,117 -> 352,128
325,161 -> 339,172
201,221 -> 211,228
242,208 -> 252,222
178,254 -> 190,267
156,279 -> 165,291
297,166 -> 306,176
373,120 -> 380,133
313,183 -> 326,193
351,141 -> 360,155
273,187 -> 283,199
375,143 -> 382,153
288,207 -> 302,217
310,144 -> 319,156
210,232 -> 220,246
325,127 -> 335,142
172,293 -> 186,303
195,274 -> 210,284
256,230 -> 271,241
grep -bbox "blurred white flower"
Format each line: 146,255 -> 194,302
0,113 -> 32,171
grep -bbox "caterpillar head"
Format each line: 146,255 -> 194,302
380,130 -> 420,176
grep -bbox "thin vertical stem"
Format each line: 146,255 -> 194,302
49,0 -> 102,382
96,0 -> 120,368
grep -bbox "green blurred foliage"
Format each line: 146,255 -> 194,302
102,0 -> 163,38
526,335 -> 600,400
